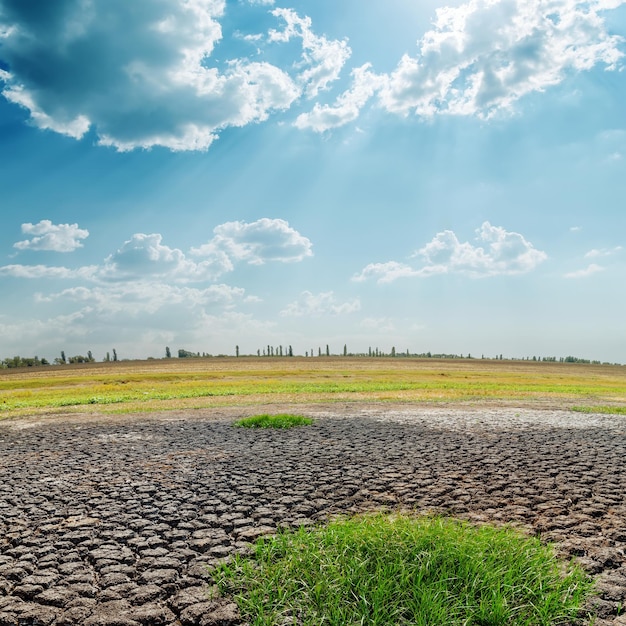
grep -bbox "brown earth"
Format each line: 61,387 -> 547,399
1,404 -> 625,625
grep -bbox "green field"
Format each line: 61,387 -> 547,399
1,357 -> 625,418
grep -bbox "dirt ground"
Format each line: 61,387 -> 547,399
1,404 -> 625,625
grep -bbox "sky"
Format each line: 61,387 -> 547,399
0,0 -> 625,364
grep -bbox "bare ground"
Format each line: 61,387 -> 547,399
1,404 -> 625,625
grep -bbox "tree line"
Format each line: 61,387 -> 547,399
1,346 -> 621,368
1,349 -> 117,368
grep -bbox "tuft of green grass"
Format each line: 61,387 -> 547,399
572,405 -> 626,415
233,414 -> 314,429
215,513 -> 593,626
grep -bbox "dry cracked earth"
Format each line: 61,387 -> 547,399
1,406 -> 626,626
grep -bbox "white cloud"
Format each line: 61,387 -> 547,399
417,222 -> 547,277
192,218 -> 313,264
3,219 -> 312,285
100,233 -> 231,282
38,282 -> 246,315
564,263 -> 605,278
1,0 -> 624,145
13,220 -> 89,252
378,0 -> 625,118
352,261 -> 423,284
0,264 -> 97,279
584,246 -> 623,258
269,8 -> 351,98
0,0 -> 299,151
280,291 -> 361,317
354,222 -> 547,283
295,64 -> 383,132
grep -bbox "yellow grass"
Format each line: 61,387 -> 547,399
1,357 -> 625,419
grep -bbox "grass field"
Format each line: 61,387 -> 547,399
1,356 -> 625,418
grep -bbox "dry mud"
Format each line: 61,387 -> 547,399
1,406 -> 626,625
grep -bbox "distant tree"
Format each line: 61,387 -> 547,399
87,351 -> 94,362
368,347 -> 372,357
326,344 -> 330,357
105,352 -> 111,362
113,349 -> 118,362
318,347 -> 321,357
257,349 -> 261,357
288,345 -> 293,357
391,346 -> 396,357
166,346 -> 172,358
236,345 -> 240,358
68,355 -> 87,364
343,344 -> 347,357
279,345 -> 283,357
60,351 -> 66,364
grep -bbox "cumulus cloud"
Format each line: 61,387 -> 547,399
0,216 -> 315,356
280,291 -> 361,317
13,220 -> 89,252
417,222 -> 547,276
99,233 -> 232,282
378,0 -> 625,118
0,0 -> 299,151
295,64 -> 383,132
269,8 -> 351,98
1,0 -> 624,143
98,219 -> 312,281
192,218 -> 313,265
3,218 -> 312,286
352,261 -> 423,284
354,222 -> 547,283
564,263 -> 605,278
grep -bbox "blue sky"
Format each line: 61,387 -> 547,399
1,0 -> 625,363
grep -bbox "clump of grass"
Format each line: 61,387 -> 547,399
233,414 -> 314,429
572,405 -> 626,415
215,513 -> 593,626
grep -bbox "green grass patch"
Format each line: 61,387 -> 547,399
233,414 -> 314,429
215,514 -> 593,626
572,405 -> 626,415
